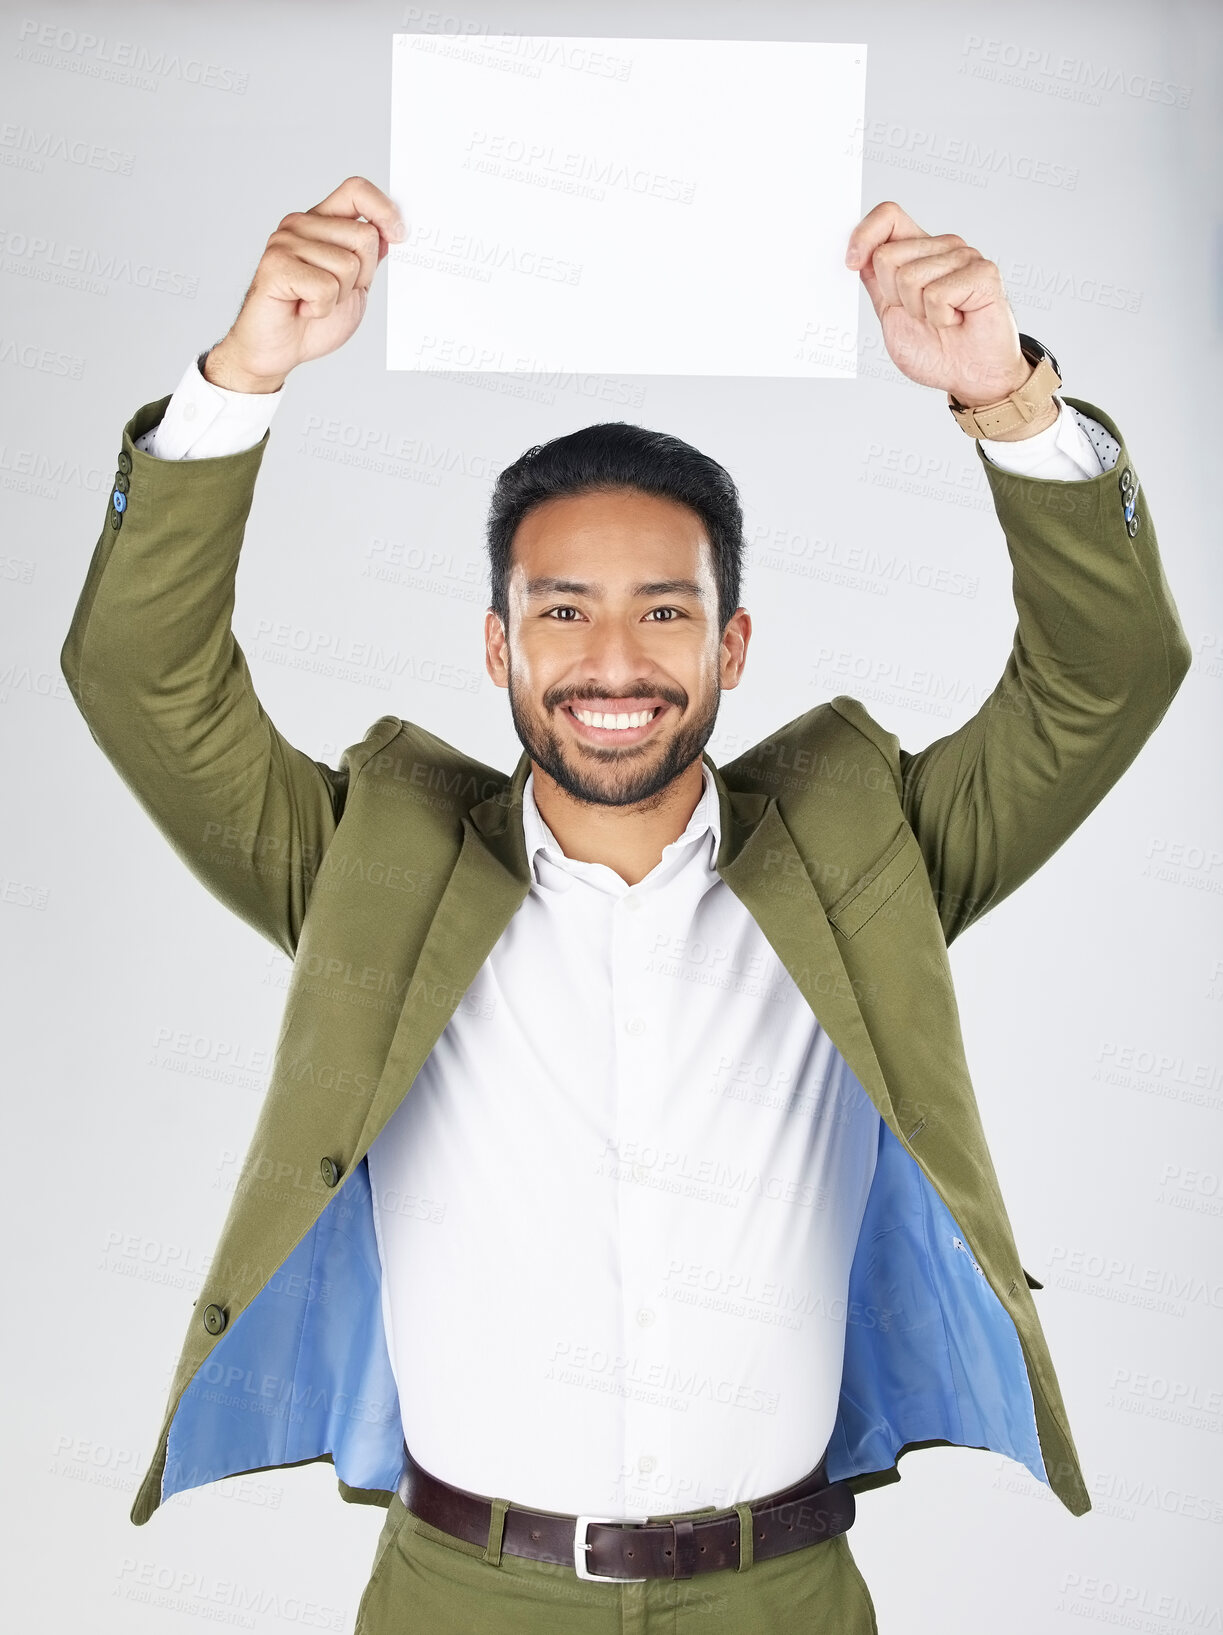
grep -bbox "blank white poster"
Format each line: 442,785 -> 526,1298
387,35 -> 866,377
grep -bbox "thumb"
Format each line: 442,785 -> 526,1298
856,259 -> 886,321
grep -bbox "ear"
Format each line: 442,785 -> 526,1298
485,608 -> 510,689
719,607 -> 752,690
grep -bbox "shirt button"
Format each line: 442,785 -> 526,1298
183,403 -> 197,421
635,1308 -> 655,1327
633,1164 -> 649,1183
624,1017 -> 646,1036
622,896 -> 642,913
638,1454 -> 657,1474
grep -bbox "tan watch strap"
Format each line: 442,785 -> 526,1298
947,351 -> 1062,439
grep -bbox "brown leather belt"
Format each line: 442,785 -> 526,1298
396,1441 -> 855,1581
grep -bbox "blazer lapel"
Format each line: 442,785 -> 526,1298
710,759 -> 895,1127
354,751 -> 535,1158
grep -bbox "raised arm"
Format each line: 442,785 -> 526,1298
838,203 -> 1191,944
60,177 -> 407,957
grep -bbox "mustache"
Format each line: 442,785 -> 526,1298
543,685 -> 688,710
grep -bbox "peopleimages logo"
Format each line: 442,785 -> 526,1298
14,19 -> 249,94
1000,256 -> 1142,315
0,225 -> 198,298
849,117 -> 1079,191
959,35 -> 1191,109
0,120 -> 136,176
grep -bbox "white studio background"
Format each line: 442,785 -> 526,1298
3,2 -> 1220,1631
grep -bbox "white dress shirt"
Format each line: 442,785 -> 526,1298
132,348 -> 1118,1519
367,762 -> 884,1517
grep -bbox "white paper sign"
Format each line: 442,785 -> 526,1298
387,35 -> 866,377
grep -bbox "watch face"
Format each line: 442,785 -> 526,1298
1018,333 -> 1061,379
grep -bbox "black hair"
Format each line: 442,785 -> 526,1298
485,421 -> 744,633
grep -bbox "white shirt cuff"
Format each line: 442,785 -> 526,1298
135,350 -> 286,460
979,396 -> 1120,481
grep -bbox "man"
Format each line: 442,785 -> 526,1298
61,176 -> 1190,1633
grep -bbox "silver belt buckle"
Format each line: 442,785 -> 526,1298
573,1513 -> 649,1582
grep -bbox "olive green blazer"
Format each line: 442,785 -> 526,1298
60,393 -> 1190,1528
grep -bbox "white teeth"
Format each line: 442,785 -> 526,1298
572,707 -> 656,730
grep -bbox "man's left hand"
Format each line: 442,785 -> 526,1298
847,200 -> 1032,408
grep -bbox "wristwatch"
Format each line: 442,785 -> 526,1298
947,334 -> 1062,439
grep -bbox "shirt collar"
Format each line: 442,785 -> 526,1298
521,760 -> 720,887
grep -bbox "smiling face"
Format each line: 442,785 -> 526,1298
484,487 -> 751,808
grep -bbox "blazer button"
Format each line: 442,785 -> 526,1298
320,1155 -> 341,1188
114,471 -> 129,494
112,490 -> 127,514
109,509 -> 122,531
202,1303 -> 227,1336
117,450 -> 132,475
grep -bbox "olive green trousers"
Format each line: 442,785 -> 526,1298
353,1487 -> 878,1633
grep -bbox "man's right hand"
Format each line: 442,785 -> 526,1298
203,175 -> 405,394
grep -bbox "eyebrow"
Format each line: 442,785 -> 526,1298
524,576 -> 705,600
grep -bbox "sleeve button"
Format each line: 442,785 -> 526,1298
202,1303 -> 227,1336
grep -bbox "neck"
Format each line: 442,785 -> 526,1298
530,757 -> 707,886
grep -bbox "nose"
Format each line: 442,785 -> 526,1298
574,616 -> 656,693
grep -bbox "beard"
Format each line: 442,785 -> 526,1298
506,657 -> 720,809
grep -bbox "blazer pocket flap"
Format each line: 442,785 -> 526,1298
828,825 -> 924,939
